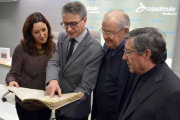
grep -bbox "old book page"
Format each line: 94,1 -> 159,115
4,86 -> 84,110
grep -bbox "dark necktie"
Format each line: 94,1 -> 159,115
67,39 -> 76,61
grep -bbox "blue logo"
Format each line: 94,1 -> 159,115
103,9 -> 113,11
162,31 -> 175,34
121,9 -> 133,11
151,20 -> 164,22
86,26 -> 94,29
94,18 -> 103,20
167,53 -> 172,56
130,19 -> 142,22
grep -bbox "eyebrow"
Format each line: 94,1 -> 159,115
102,29 -> 114,32
33,27 -> 46,31
63,21 -> 79,23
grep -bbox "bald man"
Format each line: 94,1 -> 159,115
91,10 -> 135,120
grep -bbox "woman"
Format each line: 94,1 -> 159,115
5,12 -> 55,120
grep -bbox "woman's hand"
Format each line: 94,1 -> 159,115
9,81 -> 19,87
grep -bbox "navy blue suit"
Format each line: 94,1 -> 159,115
91,40 -> 135,120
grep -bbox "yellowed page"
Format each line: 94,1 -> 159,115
4,86 -> 84,110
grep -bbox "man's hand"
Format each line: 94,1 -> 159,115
9,81 -> 19,87
46,80 -> 61,97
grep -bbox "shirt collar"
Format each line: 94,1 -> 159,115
74,29 -> 87,43
142,63 -> 163,77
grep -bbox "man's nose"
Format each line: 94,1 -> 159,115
103,33 -> 109,40
67,25 -> 72,31
122,52 -> 127,60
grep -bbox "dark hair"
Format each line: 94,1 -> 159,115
61,1 -> 87,19
125,27 -> 167,63
21,12 -> 54,56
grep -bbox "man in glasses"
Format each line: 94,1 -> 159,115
119,27 -> 180,120
45,1 -> 104,120
91,10 -> 135,120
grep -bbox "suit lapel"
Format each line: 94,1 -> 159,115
122,78 -> 157,120
63,32 -> 91,72
119,63 -> 168,120
119,75 -> 140,119
101,48 -> 109,64
61,37 -> 69,71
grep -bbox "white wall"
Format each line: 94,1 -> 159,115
0,0 -> 69,84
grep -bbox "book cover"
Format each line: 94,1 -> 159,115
0,47 -> 10,60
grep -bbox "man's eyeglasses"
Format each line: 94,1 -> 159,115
99,27 -> 125,38
61,17 -> 84,29
124,49 -> 144,56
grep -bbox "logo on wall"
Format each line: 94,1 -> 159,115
135,3 -> 177,15
86,6 -> 100,14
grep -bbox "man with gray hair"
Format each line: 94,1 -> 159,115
91,10 -> 135,120
119,27 -> 180,120
45,1 -> 104,120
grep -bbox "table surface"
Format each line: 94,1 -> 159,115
0,84 -> 56,120
0,59 -> 11,67
0,84 -> 18,120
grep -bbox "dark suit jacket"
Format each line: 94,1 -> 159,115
91,41 -> 135,120
46,30 -> 104,118
119,62 -> 180,120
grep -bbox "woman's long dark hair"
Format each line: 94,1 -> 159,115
21,12 -> 54,56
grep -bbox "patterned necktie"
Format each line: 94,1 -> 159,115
67,39 -> 76,62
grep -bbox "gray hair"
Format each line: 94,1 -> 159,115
125,27 -> 167,63
103,10 -> 130,29
61,1 -> 87,18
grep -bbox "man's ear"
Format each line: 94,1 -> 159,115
83,17 -> 87,24
124,27 -> 129,34
143,49 -> 151,59
122,28 -> 129,39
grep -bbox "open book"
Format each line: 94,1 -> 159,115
4,86 -> 84,110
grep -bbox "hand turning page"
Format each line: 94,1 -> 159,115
4,86 -> 84,110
